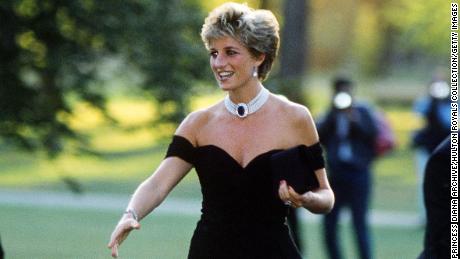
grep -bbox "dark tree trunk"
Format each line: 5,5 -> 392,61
278,0 -> 308,104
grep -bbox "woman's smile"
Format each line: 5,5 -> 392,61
217,71 -> 235,81
209,36 -> 259,91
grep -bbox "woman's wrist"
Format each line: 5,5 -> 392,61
124,208 -> 139,221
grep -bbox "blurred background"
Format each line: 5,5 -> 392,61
0,0 -> 449,258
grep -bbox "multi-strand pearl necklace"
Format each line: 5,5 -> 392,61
224,88 -> 270,118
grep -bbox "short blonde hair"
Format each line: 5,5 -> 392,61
201,2 -> 280,81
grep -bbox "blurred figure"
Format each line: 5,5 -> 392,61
0,235 -> 4,259
318,77 -> 378,259
418,136 -> 450,259
412,79 -> 450,224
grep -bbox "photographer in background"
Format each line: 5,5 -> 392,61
412,79 -> 450,225
317,77 -> 378,259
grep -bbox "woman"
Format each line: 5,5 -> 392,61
108,3 -> 334,258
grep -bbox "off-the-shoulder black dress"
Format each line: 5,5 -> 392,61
166,135 -> 303,259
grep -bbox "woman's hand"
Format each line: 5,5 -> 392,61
278,180 -> 334,213
278,180 -> 314,209
107,217 -> 141,258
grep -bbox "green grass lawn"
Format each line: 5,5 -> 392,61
0,205 -> 197,259
0,204 -> 423,259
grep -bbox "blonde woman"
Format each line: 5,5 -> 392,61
108,3 -> 334,258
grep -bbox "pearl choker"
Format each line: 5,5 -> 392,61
224,88 -> 270,118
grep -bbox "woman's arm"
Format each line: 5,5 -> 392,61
278,104 -> 335,214
126,157 -> 193,221
108,158 -> 193,257
108,109 -> 206,258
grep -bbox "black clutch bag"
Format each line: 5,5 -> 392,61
270,145 -> 322,194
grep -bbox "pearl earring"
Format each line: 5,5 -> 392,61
252,66 -> 258,78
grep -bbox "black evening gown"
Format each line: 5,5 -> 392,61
166,135 -> 303,259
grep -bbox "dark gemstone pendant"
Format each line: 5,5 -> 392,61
237,105 -> 245,116
236,103 -> 248,118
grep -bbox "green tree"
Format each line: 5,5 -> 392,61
0,0 -> 207,157
382,0 -> 449,57
353,0 -> 450,75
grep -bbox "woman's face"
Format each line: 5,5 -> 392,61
208,36 -> 263,91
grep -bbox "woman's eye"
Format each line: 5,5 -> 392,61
227,50 -> 237,56
209,51 -> 218,58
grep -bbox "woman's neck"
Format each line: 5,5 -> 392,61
227,81 -> 263,104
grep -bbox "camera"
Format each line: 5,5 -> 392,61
333,92 -> 352,110
429,81 -> 449,99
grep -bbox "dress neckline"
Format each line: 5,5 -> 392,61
174,135 -> 282,169
173,135 -> 310,169
200,145 -> 281,169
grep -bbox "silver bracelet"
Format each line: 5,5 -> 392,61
124,208 -> 139,221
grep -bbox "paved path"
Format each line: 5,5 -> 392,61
0,189 -> 420,228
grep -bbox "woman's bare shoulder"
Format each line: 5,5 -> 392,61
271,94 -> 312,120
174,102 -> 222,146
271,94 -> 318,145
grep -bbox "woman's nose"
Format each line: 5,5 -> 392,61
212,54 -> 227,68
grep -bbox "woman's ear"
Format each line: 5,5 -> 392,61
255,53 -> 265,67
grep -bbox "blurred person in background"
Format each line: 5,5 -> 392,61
317,77 -> 378,259
417,136 -> 450,259
411,79 -> 450,224
0,235 -> 3,259
108,3 -> 334,258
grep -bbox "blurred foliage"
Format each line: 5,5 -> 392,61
381,0 -> 449,56
364,0 -> 449,75
0,0 -> 208,157
311,0 -> 449,75
200,0 -> 260,11
0,0 -> 450,157
310,0 -> 358,70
